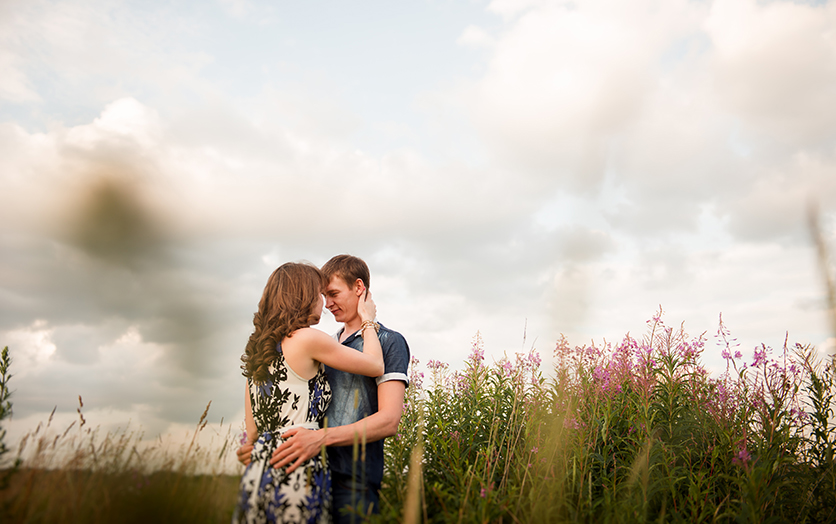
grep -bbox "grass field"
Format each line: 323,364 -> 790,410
373,311 -> 836,523
0,469 -> 239,523
1,310 -> 835,523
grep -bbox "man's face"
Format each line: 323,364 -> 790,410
324,274 -> 360,324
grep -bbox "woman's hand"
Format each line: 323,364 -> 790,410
357,288 -> 376,323
236,442 -> 254,466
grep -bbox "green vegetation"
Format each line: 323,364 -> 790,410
2,310 -> 835,522
0,345 -> 19,490
1,347 -> 14,461
377,311 -> 836,523
0,390 -> 240,523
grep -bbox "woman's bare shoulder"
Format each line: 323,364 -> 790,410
290,327 -> 331,343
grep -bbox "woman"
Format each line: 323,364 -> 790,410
233,262 -> 383,524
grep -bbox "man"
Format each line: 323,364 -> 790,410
236,254 -> 410,522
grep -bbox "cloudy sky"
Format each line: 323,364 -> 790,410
2,0 -> 836,444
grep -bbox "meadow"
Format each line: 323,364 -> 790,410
1,310 -> 835,523
376,311 -> 836,523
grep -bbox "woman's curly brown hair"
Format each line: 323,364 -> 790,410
241,262 -> 325,383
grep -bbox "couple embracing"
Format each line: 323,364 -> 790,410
233,255 -> 410,523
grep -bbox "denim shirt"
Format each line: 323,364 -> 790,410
324,323 -> 410,485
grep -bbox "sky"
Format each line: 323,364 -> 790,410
1,0 -> 836,447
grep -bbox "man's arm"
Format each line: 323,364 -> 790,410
270,380 -> 406,472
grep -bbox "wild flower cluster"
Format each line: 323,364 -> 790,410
2,309 -> 834,523
376,310 -> 836,523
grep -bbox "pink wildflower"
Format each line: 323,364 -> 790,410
427,359 -> 448,371
752,345 -> 767,367
732,448 -> 751,467
529,350 -> 542,368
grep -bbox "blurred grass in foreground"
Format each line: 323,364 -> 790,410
2,469 -> 238,523
0,391 -> 241,523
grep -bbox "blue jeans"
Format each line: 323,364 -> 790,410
331,471 -> 380,524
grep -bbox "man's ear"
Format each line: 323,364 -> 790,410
353,278 -> 364,296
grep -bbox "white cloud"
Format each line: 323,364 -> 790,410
725,149 -> 836,241
460,0 -> 836,245
0,0 -> 833,448
2,320 -> 57,374
464,0 -> 707,189
66,98 -> 163,149
0,49 -> 41,103
458,25 -> 495,48
706,0 -> 836,145
487,0 -> 547,19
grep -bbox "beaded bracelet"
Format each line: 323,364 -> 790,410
360,320 -> 380,334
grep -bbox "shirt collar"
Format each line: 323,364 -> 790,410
335,322 -> 384,344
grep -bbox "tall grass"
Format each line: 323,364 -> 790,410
2,310 -> 834,523
0,392 -> 242,523
376,311 -> 836,523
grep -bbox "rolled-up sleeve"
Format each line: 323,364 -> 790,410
376,329 -> 410,387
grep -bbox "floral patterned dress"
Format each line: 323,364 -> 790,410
234,343 -> 333,524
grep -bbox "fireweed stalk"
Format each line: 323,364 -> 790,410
373,309 -> 836,523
